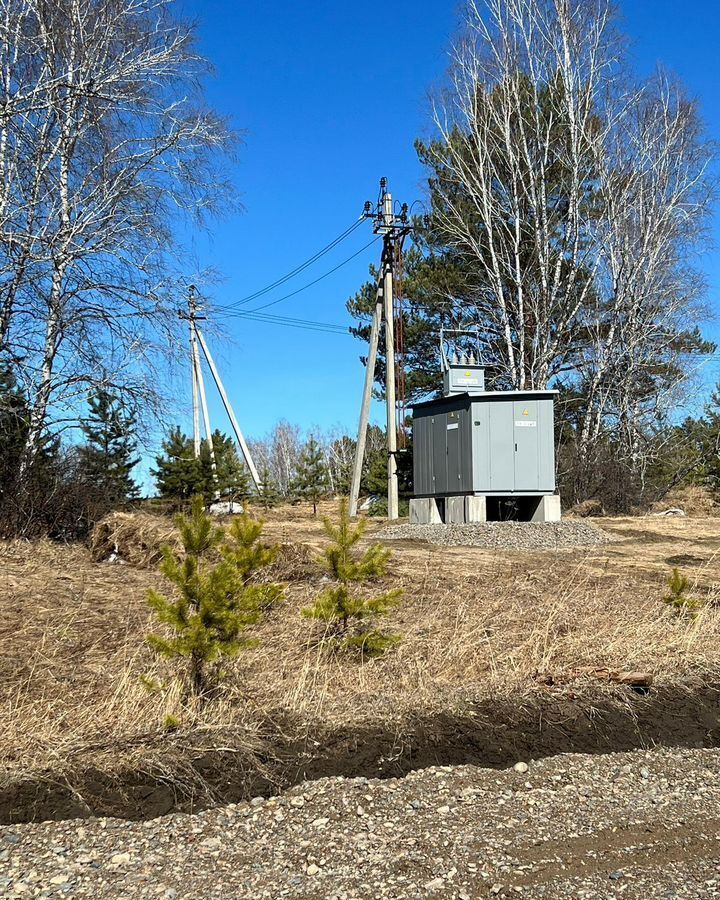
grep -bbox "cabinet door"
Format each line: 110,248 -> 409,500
446,412 -> 461,493
488,402 -> 515,491
513,399 -> 540,491
432,414 -> 447,494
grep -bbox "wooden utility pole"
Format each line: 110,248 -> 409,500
349,178 -> 411,520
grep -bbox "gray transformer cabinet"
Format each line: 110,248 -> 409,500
410,364 -> 560,524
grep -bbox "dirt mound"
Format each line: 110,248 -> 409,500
90,512 -> 319,580
567,498 -> 606,518
262,541 -> 320,582
649,486 -> 720,518
89,511 -> 179,567
658,486 -> 719,516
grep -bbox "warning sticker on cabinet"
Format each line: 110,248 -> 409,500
446,423 -> 459,430
515,420 -> 537,427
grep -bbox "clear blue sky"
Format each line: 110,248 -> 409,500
151,0 -> 720,480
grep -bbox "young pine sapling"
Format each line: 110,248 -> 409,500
302,499 -> 402,655
146,495 -> 284,698
663,567 -> 703,615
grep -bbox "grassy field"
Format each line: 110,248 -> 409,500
2,503 -> 720,819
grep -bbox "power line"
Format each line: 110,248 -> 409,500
246,236 -> 380,312
224,310 -> 350,335
216,218 -> 366,311
212,235 -> 380,319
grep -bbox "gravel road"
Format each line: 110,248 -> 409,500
377,520 -> 613,550
2,748 -> 719,899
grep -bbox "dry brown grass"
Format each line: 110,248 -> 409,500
2,506 -> 720,791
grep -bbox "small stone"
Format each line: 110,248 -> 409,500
290,797 -> 305,808
424,877 -> 445,891
306,864 -> 320,876
491,885 -> 503,894
250,797 -> 265,807
609,871 -> 624,881
49,875 -> 71,885
111,852 -> 131,865
438,805 -> 450,814
513,762 -> 529,774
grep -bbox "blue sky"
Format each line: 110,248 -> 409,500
151,0 -> 720,480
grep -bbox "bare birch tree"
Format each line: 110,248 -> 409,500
0,0 -> 235,483
425,0 -> 714,493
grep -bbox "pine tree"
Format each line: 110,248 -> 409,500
146,496 -> 284,697
153,427 -> 254,506
0,362 -> 29,500
152,427 -> 207,501
210,430 -> 252,507
0,361 -> 61,527
292,436 -> 329,515
302,499 -> 402,655
257,466 -> 281,510
78,390 -> 139,506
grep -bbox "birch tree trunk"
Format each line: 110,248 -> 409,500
0,0 -> 235,487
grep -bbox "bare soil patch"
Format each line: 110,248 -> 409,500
2,506 -> 720,822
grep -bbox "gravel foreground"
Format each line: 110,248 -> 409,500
377,520 -> 613,550
1,748 -> 719,899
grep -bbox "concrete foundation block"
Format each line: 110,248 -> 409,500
465,495 -> 487,523
445,496 -> 466,524
531,494 -> 561,523
409,497 -> 442,525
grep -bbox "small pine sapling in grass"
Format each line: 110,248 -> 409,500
663,567 -> 703,615
146,495 -> 284,699
220,515 -> 285,611
302,499 -> 402,655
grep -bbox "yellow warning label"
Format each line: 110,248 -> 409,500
523,409 -> 529,416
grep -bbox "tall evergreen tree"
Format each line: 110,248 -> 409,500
152,427 -> 254,505
292,436 -> 329,515
211,431 -> 252,507
152,427 -> 207,501
0,362 -> 29,500
257,466 -> 281,510
78,390 -> 139,505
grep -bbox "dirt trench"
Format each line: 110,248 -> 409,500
1,679 -> 718,825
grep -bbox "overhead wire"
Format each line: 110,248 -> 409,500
216,217 -> 367,311
211,235 -> 380,324
245,236 -> 380,312
223,309 -> 350,335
